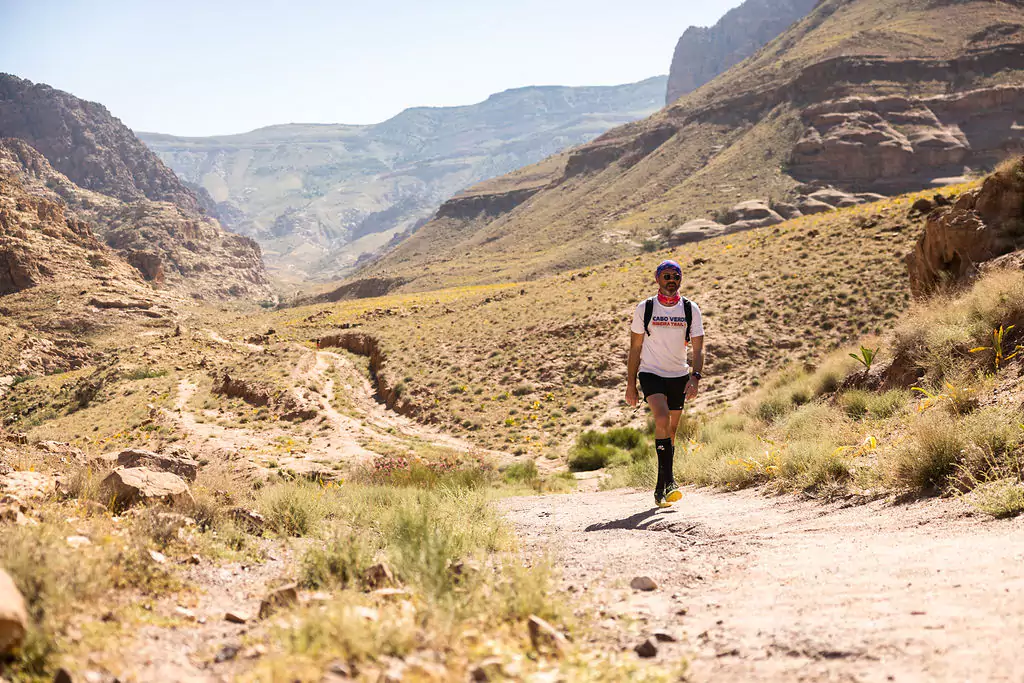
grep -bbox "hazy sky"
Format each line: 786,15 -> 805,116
1,0 -> 744,136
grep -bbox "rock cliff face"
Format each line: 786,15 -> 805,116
0,74 -> 272,300
906,156 -> 1024,296
665,0 -> 818,105
0,74 -> 200,213
791,85 -> 1024,191
0,139 -> 140,295
0,137 -> 272,300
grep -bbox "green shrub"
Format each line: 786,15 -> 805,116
502,461 -> 539,484
891,413 -> 965,490
605,427 -> 644,450
867,390 -> 910,419
255,482 -> 330,537
839,390 -> 871,419
569,443 -> 622,471
301,529 -> 376,590
755,394 -> 790,422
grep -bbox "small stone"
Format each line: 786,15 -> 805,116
227,507 -> 266,534
630,576 -> 657,592
242,643 -> 267,659
652,629 -> 677,642
471,657 -> 504,681
911,197 -> 935,214
326,660 -> 352,677
66,535 -> 92,548
363,562 -> 395,589
148,549 -> 167,564
214,644 -> 240,663
259,583 -> 299,619
52,670 -> 73,683
634,638 -> 658,658
175,606 -> 197,622
185,554 -> 201,565
527,614 -> 567,655
353,606 -> 379,622
225,611 -> 249,624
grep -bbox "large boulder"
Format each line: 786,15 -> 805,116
797,197 -> 837,215
906,158 -> 1024,296
808,188 -> 858,207
729,200 -> 783,224
114,448 -> 199,482
668,219 -> 728,245
0,568 -> 27,654
99,467 -> 194,510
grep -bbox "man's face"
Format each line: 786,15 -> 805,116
656,269 -> 681,293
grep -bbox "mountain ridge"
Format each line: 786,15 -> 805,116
138,76 -> 668,282
359,0 -> 1024,293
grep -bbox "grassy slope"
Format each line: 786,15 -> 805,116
266,185 -> 968,459
370,0 -> 1024,291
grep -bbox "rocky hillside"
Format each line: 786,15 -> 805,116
0,76 -> 273,301
363,0 -> 1024,293
0,140 -> 141,297
666,0 -> 818,105
0,74 -> 200,213
138,77 -> 667,281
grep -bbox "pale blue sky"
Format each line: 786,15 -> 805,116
1,0 -> 743,136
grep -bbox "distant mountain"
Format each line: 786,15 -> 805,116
138,77 -> 667,281
0,75 -> 271,300
666,0 -> 818,105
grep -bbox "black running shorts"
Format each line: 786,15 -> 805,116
638,372 -> 689,411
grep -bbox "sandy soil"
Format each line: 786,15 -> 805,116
500,488 -> 1024,682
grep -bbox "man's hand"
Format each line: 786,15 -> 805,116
626,383 -> 639,407
685,376 -> 700,400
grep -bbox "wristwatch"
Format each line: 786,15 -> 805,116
691,371 -> 702,380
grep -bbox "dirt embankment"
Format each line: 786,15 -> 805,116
317,332 -> 420,419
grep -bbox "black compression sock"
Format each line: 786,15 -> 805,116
665,439 -> 676,485
655,438 -> 672,494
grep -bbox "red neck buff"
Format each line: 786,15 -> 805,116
657,292 -> 680,306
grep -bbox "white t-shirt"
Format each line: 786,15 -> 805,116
630,297 -> 704,378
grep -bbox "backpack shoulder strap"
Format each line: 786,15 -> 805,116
643,297 -> 655,336
683,298 -> 693,343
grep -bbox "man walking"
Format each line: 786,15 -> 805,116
625,259 -> 705,508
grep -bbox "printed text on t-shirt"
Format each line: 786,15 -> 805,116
651,316 -> 687,327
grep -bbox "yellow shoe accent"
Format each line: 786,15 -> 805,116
656,500 -> 672,508
665,489 -> 682,503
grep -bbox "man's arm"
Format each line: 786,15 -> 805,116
686,335 -> 704,399
625,331 -> 644,406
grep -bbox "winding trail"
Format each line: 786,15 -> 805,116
501,487 -> 1024,682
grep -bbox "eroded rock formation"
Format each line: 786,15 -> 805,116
0,74 -> 200,213
791,86 -> 1024,191
906,157 -> 1024,296
0,137 -> 271,300
666,0 -> 818,104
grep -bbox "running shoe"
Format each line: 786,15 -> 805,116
654,491 -> 671,508
664,481 -> 682,504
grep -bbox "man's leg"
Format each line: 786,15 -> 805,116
647,394 -> 671,499
664,409 -> 683,488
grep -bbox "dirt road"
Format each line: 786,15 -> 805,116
501,488 -> 1024,682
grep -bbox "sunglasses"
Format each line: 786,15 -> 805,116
659,272 -> 681,281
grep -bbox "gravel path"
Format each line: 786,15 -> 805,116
500,487 -> 1024,682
